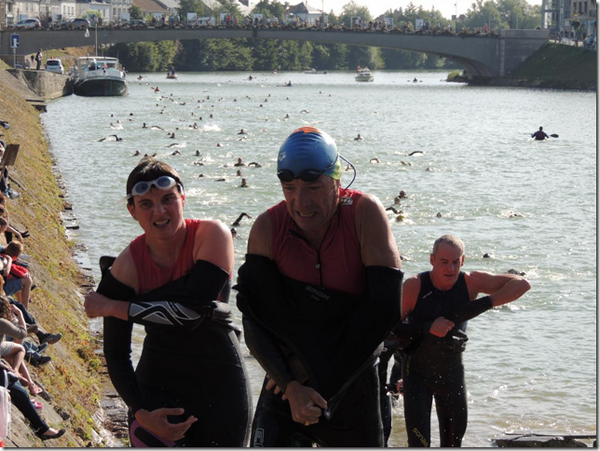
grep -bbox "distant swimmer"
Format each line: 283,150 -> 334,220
98,135 -> 122,142
370,157 -> 381,164
168,132 -> 175,139
413,77 -> 418,82
284,114 -> 290,119
236,170 -> 242,177
231,227 -> 238,238
216,143 -> 222,147
300,109 -> 310,114
531,126 -> 549,141
386,206 -> 402,214
151,126 -> 164,130
401,161 -> 412,166
409,151 -> 424,156
248,75 -> 253,81
436,212 -> 443,218
232,212 -> 252,227
137,75 -> 143,80
398,190 -> 407,199
240,178 -> 248,188
238,129 -> 247,135
234,157 -> 246,167
247,162 -> 262,168
154,87 -> 160,93
195,150 -> 201,156
193,161 -> 204,166
132,150 -> 141,156
354,133 -> 364,141
142,123 -> 148,129
171,150 -> 181,155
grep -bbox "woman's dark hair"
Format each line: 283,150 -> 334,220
126,157 -> 184,205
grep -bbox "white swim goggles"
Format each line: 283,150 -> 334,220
126,176 -> 183,201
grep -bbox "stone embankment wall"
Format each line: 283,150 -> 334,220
7,69 -> 72,101
0,65 -> 117,446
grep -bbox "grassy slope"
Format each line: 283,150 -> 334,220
0,60 -> 106,446
507,42 -> 597,82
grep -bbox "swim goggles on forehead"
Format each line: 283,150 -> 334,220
127,176 -> 182,200
277,158 -> 338,183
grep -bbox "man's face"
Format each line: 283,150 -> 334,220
430,242 -> 465,290
281,175 -> 340,237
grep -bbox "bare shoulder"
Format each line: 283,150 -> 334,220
355,192 -> 400,268
401,274 -> 421,318
194,219 -> 234,273
247,211 -> 273,258
196,219 -> 231,240
111,246 -> 139,293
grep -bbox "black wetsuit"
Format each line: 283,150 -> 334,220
403,271 -> 470,447
236,254 -> 402,447
99,259 -> 251,447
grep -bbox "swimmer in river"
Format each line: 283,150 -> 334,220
234,158 -> 246,167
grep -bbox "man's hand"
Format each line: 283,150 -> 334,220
135,407 -> 197,442
429,317 -> 455,338
265,374 -> 286,399
84,291 -> 128,320
284,381 -> 327,426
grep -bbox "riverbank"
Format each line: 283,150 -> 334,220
0,61 -> 121,446
448,42 -> 597,90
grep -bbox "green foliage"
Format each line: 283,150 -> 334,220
129,5 -> 143,19
180,39 -> 253,70
107,42 -> 161,71
253,0 -> 286,19
464,0 -> 541,29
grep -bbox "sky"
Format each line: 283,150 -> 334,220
316,0 -> 543,20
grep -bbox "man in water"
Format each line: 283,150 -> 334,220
398,234 -> 530,447
236,127 -> 403,446
532,126 -> 549,140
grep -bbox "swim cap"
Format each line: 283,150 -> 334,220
277,127 -> 341,180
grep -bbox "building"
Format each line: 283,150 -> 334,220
285,2 -> 325,25
132,0 -> 167,18
542,0 -> 596,37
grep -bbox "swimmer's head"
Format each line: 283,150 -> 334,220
277,127 -> 341,183
432,235 -> 464,257
126,157 -> 184,205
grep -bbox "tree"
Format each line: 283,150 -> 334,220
339,1 -> 372,27
129,5 -> 143,19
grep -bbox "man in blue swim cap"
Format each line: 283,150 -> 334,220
237,127 -> 403,447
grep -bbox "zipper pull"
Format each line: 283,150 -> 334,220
315,263 -> 321,269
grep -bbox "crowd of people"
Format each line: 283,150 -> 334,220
0,138 -> 65,442
82,126 -> 530,447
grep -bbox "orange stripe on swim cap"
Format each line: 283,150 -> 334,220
292,126 -> 323,135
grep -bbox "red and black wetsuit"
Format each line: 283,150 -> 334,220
244,188 -> 387,447
100,219 -> 251,447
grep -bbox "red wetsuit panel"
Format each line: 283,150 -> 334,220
269,188 -> 365,297
130,219 -> 200,294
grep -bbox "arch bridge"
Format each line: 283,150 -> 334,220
0,27 -> 549,79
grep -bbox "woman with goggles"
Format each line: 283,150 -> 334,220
84,157 -> 251,447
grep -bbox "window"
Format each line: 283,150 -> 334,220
584,1 -> 588,13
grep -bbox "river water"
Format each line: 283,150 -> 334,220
42,70 -> 596,447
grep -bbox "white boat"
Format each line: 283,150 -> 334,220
355,67 -> 374,82
72,57 -> 128,97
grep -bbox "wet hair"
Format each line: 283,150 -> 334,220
4,241 -> 22,258
126,157 -> 184,205
0,295 -> 10,321
432,234 -> 464,256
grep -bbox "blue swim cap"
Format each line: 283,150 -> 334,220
277,127 -> 341,180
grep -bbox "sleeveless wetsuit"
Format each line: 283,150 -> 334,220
100,219 -> 251,447
248,188 -> 384,447
269,188 -> 365,296
402,271 -> 470,447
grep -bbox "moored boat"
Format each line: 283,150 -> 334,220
355,67 -> 374,82
72,57 -> 128,97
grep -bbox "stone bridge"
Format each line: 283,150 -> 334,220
0,27 -> 549,79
